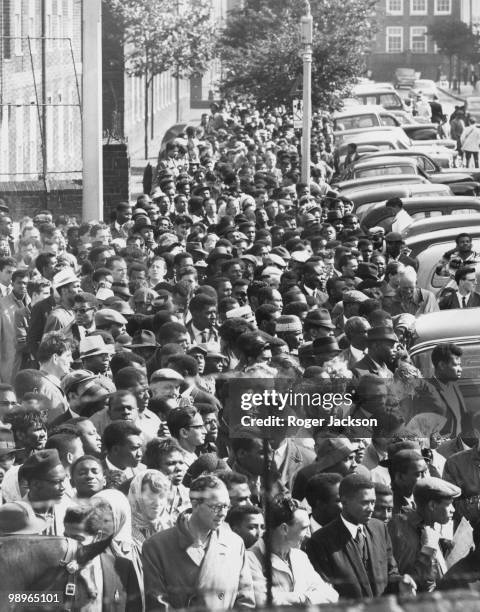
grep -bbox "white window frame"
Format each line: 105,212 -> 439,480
410,0 -> 427,15
13,0 -> 22,56
434,0 -> 451,15
410,26 -> 427,54
386,26 -> 404,53
386,0 -> 403,15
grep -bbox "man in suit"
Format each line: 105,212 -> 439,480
351,326 -> 397,379
439,266 -> 480,310
186,293 -> 219,348
305,473 -> 416,599
338,316 -> 370,371
64,504 -> 141,611
142,475 -> 255,612
412,343 -> 470,438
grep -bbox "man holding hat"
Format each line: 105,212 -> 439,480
352,326 -> 397,378
44,268 -> 81,338
389,476 -> 460,592
22,448 -> 69,535
0,501 -> 46,535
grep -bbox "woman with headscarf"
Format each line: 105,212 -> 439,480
127,469 -> 171,549
91,488 -> 133,559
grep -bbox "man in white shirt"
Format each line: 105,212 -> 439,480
385,197 -> 414,234
0,256 -> 16,297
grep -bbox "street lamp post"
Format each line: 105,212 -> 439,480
301,1 -> 313,185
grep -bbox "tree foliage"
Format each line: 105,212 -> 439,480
107,0 -> 217,82
217,0 -> 377,110
428,20 -> 478,62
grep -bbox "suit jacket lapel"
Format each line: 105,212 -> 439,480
337,519 -> 373,597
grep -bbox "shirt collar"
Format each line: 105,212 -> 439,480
341,514 -> 363,539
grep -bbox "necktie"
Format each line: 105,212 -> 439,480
462,296 -> 467,308
201,330 -> 208,343
355,526 -> 368,566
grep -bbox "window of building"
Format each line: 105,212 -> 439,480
410,0 -> 427,15
386,0 -> 403,15
386,27 -> 403,53
411,26 -> 427,53
13,0 -> 22,56
434,0 -> 451,14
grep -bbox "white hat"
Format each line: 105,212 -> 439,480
79,335 -> 113,359
290,250 -> 311,263
52,268 -> 78,290
226,305 -> 254,320
150,368 -> 184,383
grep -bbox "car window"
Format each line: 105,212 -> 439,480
334,115 -> 378,130
380,115 -> 397,126
412,344 -> 480,379
451,208 -> 479,215
410,211 -> 442,220
356,165 -> 413,178
431,268 -> 454,289
379,93 -> 403,109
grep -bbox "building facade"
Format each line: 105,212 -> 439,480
0,0 -> 83,183
369,0 -> 460,81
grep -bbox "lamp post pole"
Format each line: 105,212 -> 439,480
301,0 -> 313,185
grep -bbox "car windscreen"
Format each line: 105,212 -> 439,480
334,115 -> 378,130
356,164 -> 414,178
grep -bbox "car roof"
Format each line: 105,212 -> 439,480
369,195 -> 479,211
352,156 -> 417,169
403,213 -> 480,238
412,308 -> 480,349
405,226 -> 480,256
360,150 -> 434,162
334,105 -> 390,118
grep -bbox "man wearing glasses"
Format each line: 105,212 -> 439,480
166,407 -> 207,467
143,475 -> 255,611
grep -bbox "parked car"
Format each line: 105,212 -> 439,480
347,150 -> 480,193
333,105 -> 401,131
342,156 -> 422,180
413,238 -> 480,297
402,213 -> 480,240
410,309 -> 480,413
352,86 -> 408,119
336,174 -> 429,192
358,193 -> 478,230
334,126 -> 456,167
394,67 -> 416,89
340,183 -> 451,215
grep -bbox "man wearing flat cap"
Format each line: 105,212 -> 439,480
352,326 -> 397,378
22,448 -> 69,535
389,476 -> 460,592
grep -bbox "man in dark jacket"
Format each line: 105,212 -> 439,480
305,473 -> 416,599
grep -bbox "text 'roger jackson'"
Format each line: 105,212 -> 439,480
240,415 -> 378,428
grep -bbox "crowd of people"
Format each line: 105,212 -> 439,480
0,100 -> 479,610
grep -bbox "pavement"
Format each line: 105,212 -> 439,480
437,81 -> 480,103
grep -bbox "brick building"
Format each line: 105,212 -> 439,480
0,0 -> 83,184
369,0 -> 460,82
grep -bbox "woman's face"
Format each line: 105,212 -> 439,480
141,484 -> 167,521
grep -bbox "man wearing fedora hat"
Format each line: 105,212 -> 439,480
44,268 -> 81,338
79,335 -> 116,393
352,326 -> 398,378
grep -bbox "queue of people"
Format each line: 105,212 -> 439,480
0,100 -> 478,610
